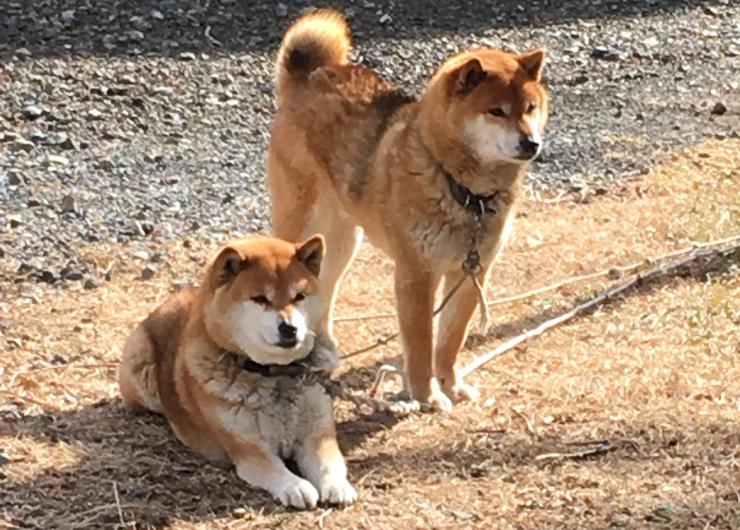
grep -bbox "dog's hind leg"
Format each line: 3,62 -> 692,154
118,325 -> 163,413
310,207 -> 364,338
268,152 -> 362,338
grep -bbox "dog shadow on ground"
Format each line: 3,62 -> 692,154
1,0 -> 713,58
5,391 -> 735,528
1,360 -> 406,528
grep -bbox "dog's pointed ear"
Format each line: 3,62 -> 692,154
296,234 -> 325,276
213,246 -> 247,285
518,48 -> 546,81
450,58 -> 486,96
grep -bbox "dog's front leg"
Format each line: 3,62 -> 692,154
209,407 -> 319,509
233,444 -> 320,509
394,264 -> 451,411
435,265 -> 493,402
294,386 -> 356,505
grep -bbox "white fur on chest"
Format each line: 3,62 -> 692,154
410,203 -> 514,272
216,378 -> 332,459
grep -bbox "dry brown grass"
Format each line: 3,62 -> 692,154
2,139 -> 739,529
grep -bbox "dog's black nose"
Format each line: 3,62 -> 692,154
518,136 -> 540,158
278,322 -> 297,342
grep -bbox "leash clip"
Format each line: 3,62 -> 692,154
462,248 -> 482,276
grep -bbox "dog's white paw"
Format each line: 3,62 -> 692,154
319,475 -> 357,505
446,381 -> 480,403
311,346 -> 339,374
273,475 -> 319,510
426,388 -> 453,412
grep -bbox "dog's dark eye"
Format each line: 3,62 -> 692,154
251,295 -> 269,305
489,107 -> 507,117
525,102 -> 536,114
293,292 -> 306,303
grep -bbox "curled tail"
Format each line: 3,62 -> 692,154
275,9 -> 350,104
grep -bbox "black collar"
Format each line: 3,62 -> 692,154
444,170 -> 498,217
230,352 -> 311,378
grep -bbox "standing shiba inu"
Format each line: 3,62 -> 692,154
118,235 -> 357,509
267,10 -> 549,411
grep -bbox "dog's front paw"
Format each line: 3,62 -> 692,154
426,389 -> 453,412
319,475 -> 357,505
443,380 -> 480,403
273,475 -> 319,510
308,332 -> 340,374
410,378 -> 452,412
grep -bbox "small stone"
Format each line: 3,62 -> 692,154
452,509 -> 474,521
141,265 -> 157,280
61,195 -> 76,213
276,3 -> 288,16
107,85 -> 129,96
30,131 -> 48,143
171,280 -> 191,290
45,155 -> 70,167
61,9 -> 75,24
51,354 -> 68,365
9,139 -> 35,152
22,105 -> 44,120
379,13 -> 392,24
232,507 -> 247,518
87,109 -> 103,120
179,52 -> 196,61
83,276 -> 99,290
153,86 -> 174,96
151,9 -> 165,20
132,250 -> 150,261
591,46 -> 621,61
63,268 -> 84,281
55,134 -> 77,150
8,215 -> 23,228
710,102 -> 727,115
7,172 -> 22,186
39,269 -> 57,284
643,36 -> 659,48
96,159 -> 115,171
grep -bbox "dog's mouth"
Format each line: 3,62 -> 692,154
275,338 -> 299,349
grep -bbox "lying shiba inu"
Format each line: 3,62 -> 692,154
267,10 -> 549,411
118,235 -> 357,509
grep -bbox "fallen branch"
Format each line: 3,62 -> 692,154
461,241 -> 740,377
535,440 -> 616,462
338,235 -> 740,360
333,234 -> 740,324
8,363 -> 118,388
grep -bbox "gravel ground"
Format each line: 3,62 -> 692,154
1,0 -> 738,287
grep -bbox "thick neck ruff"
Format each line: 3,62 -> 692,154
444,170 -> 499,217
229,352 -> 312,378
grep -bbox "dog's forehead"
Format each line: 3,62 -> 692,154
232,253 -> 310,291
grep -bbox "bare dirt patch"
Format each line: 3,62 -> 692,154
2,139 -> 738,529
